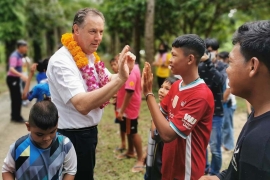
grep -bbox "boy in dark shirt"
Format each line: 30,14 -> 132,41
199,20 -> 270,180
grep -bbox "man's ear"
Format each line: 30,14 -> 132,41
73,24 -> 80,35
249,57 -> 260,77
25,122 -> 31,132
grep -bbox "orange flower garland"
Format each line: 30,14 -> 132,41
61,33 -> 89,69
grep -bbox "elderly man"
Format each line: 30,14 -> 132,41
47,8 -> 135,180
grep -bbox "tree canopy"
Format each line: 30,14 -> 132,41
0,0 -> 269,65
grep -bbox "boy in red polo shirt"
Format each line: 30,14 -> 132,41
142,34 -> 214,180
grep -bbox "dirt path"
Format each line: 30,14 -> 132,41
0,90 -> 247,179
0,92 -> 33,180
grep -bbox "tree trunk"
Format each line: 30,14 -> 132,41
33,39 -> 42,62
133,14 -> 141,65
144,0 -> 155,65
46,30 -> 55,57
110,31 -> 116,56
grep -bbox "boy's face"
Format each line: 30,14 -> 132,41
25,122 -> 58,149
158,81 -> 171,101
169,47 -> 190,75
226,44 -> 249,97
110,61 -> 118,73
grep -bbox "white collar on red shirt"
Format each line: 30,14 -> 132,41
179,78 -> 205,91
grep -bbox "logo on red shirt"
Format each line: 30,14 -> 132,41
182,113 -> 197,129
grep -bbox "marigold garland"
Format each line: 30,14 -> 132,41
61,33 -> 109,109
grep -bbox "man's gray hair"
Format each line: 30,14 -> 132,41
72,8 -> 105,33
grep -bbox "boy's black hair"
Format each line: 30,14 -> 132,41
218,51 -> 229,59
164,76 -> 179,85
205,38 -> 219,50
37,58 -> 49,73
232,20 -> 270,72
28,100 -> 58,130
172,34 -> 205,64
110,58 -> 117,64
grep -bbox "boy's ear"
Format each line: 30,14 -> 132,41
25,122 -> 31,131
188,54 -> 195,65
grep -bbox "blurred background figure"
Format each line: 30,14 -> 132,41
152,42 -> 171,88
199,38 -> 226,175
217,51 -> 237,152
6,40 -> 28,123
21,53 -> 31,106
36,58 -> 49,84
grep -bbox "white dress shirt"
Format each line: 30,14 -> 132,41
47,47 -> 111,129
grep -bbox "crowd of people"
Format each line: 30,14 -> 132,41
2,7 -> 270,180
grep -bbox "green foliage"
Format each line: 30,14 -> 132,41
59,0 -> 97,31
0,0 -> 26,41
25,0 -> 65,35
101,0 -> 146,46
1,0 -> 270,63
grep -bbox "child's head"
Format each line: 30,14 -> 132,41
25,100 -> 58,148
37,58 -> 49,73
110,56 -> 119,73
205,38 -> 219,52
170,34 -> 205,76
217,51 -> 229,63
158,41 -> 168,54
158,76 -> 179,101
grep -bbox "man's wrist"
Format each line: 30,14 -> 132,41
115,74 -> 127,85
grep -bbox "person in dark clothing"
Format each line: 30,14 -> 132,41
199,20 -> 270,180
6,40 -> 28,123
199,39 -> 227,175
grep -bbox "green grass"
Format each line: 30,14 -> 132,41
95,100 -> 151,180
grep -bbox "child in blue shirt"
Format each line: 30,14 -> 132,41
2,100 -> 77,179
22,58 -> 50,102
36,58 -> 48,84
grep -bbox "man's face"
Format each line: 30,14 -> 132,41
169,47 -> 189,76
227,44 -> 249,97
110,61 -> 118,73
74,15 -> 104,55
26,123 -> 57,149
18,45 -> 28,55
